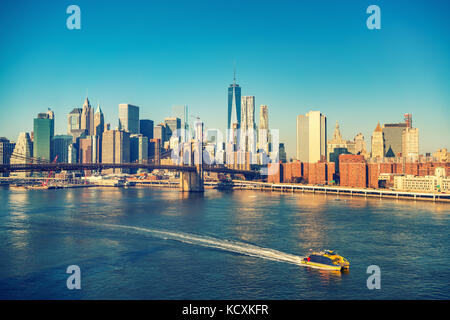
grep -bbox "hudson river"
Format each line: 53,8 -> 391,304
0,186 -> 449,299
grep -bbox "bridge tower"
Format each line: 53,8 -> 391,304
179,121 -> 204,192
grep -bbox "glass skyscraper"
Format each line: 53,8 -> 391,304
33,111 -> 55,162
118,104 -> 140,134
227,77 -> 241,130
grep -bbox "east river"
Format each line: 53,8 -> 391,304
0,186 -> 448,299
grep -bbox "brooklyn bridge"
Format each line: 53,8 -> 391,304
0,158 -> 261,192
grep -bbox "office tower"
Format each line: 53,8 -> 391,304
371,122 -> 384,158
68,143 -> 77,164
382,122 -> 407,157
164,117 -> 181,140
10,133 -> 33,177
140,120 -> 154,140
173,105 -> 189,142
102,130 -> 130,173
51,135 -> 73,163
402,127 -> 419,157
279,143 -> 287,163
240,96 -> 256,157
33,111 -> 55,161
94,104 -> 105,136
296,111 -> 327,163
154,123 -> 166,143
327,121 -> 356,161
404,113 -> 412,128
67,108 -> 82,135
118,104 -> 139,134
81,97 -> 94,136
0,138 -> 15,177
241,96 -> 255,131
130,134 -> 148,164
227,72 -> 241,132
354,133 -> 366,154
78,137 -> 93,164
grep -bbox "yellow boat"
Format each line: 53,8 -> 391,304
301,250 -> 350,271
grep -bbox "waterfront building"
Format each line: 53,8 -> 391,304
339,154 -> 367,188
81,98 -> 94,136
371,122 -> 384,158
51,135 -> 73,163
227,72 -> 241,134
296,111 -> 327,163
67,108 -> 82,135
33,111 -> 55,162
10,133 -> 33,177
118,104 -> 140,134
382,122 -> 407,157
140,119 -> 154,140
102,130 -> 130,173
0,137 -> 15,177
394,167 -> 449,193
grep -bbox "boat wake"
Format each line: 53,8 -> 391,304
97,223 -> 307,267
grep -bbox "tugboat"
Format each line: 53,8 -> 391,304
301,250 -> 350,271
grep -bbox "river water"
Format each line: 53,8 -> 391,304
0,186 -> 448,299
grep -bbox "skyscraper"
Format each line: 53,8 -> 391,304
51,135 -> 73,163
94,104 -> 105,136
10,133 -> 33,177
67,108 -> 82,135
371,122 -> 384,158
258,105 -> 269,154
33,111 -> 55,161
140,119 -> 154,140
154,123 -> 166,143
102,130 -> 130,173
402,127 -> 419,157
227,72 -> 241,132
164,117 -> 181,140
383,123 -> 407,157
241,96 -> 255,131
81,98 -> 94,136
0,137 -> 15,177
118,104 -> 139,134
172,105 -> 189,142
130,134 -> 149,166
296,111 -> 327,163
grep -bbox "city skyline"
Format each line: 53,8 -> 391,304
0,0 -> 449,158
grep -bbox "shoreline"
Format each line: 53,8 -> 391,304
2,179 -> 449,203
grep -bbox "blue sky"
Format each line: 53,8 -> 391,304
0,0 -> 449,158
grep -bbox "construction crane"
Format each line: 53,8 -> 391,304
42,155 -> 58,186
